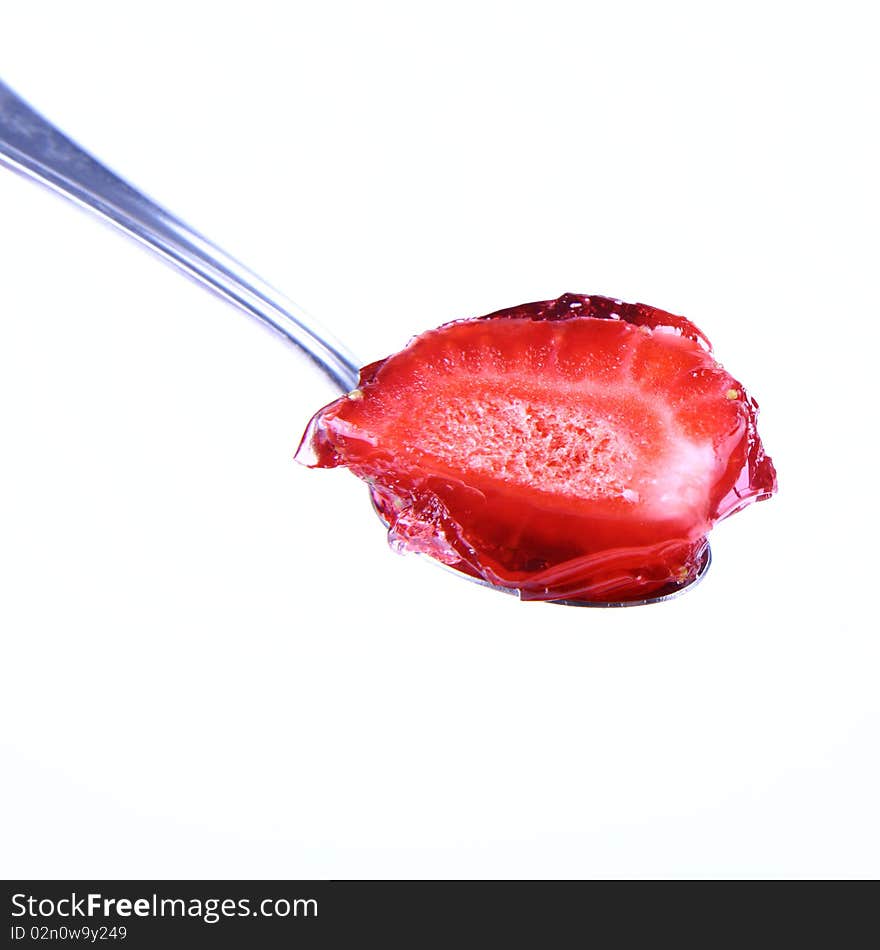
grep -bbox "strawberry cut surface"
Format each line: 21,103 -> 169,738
296,293 -> 777,602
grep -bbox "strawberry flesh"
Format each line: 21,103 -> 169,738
296,293 -> 776,602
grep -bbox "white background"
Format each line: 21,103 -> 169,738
1,1 -> 877,879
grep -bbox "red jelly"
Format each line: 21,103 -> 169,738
296,293 -> 777,602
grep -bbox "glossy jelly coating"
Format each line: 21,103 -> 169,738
296,293 -> 776,602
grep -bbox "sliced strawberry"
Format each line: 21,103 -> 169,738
296,293 -> 776,602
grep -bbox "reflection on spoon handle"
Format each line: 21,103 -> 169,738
0,80 -> 360,392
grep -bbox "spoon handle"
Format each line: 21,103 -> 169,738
0,80 -> 360,392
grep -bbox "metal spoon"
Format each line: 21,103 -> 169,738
0,80 -> 710,607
